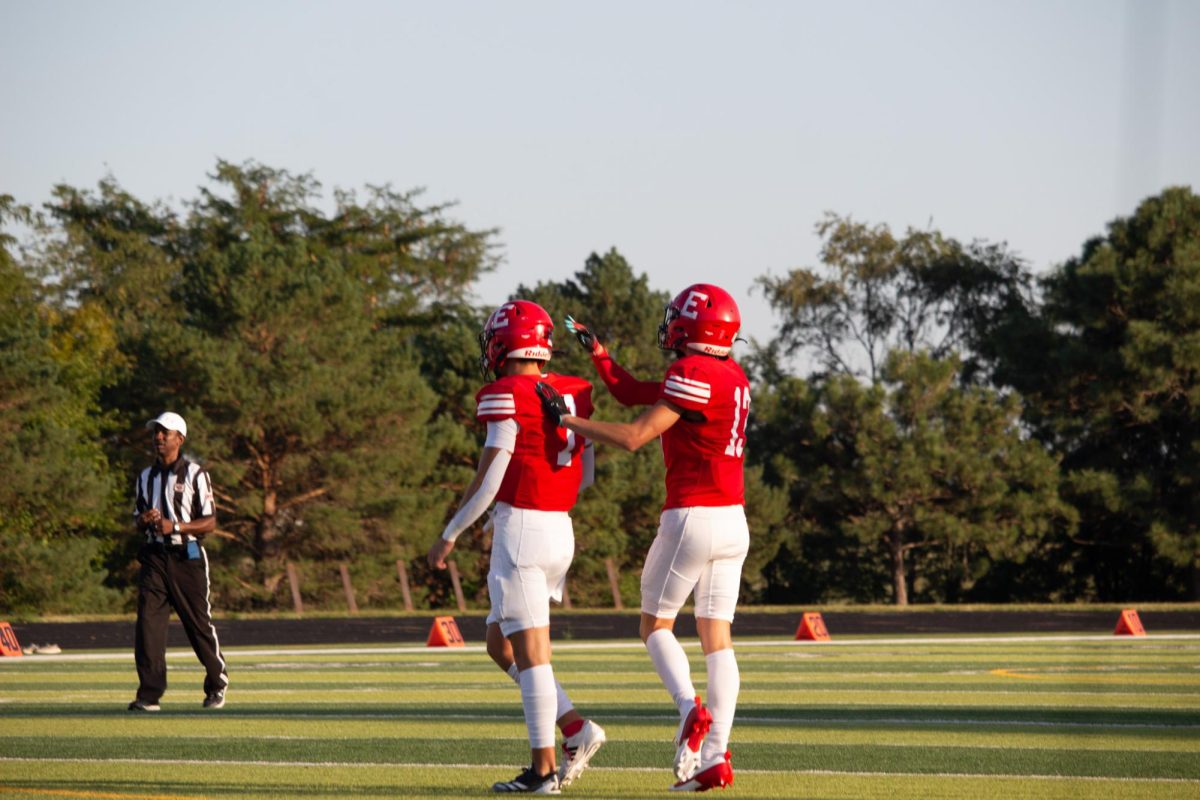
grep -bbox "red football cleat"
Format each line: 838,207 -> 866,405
672,696 -> 713,781
671,752 -> 733,792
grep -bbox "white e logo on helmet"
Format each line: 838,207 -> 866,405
680,290 -> 708,320
492,304 -> 514,328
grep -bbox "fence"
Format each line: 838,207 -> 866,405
283,557 -> 627,615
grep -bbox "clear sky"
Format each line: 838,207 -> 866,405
3,0 -> 1197,345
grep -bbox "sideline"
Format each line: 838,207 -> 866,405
2,632 -> 1197,664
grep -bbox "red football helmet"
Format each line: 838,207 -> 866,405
657,283 -> 741,357
479,300 -> 555,377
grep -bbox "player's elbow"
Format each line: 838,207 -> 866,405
614,437 -> 640,452
617,428 -> 657,452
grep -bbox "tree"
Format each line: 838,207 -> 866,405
46,162 -> 499,609
0,197 -> 124,614
758,213 -> 1032,383
753,350 -> 1070,605
1001,187 -> 1200,599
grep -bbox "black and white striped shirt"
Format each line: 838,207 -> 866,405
133,458 -> 215,545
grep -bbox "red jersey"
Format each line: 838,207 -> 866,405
475,372 -> 594,511
657,355 -> 750,509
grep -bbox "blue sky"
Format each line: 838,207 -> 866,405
3,0 -> 1197,345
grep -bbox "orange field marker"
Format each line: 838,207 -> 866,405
794,611 -> 831,641
0,622 -> 23,657
426,615 -> 466,647
1114,608 -> 1146,636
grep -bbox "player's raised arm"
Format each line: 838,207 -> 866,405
565,315 -> 660,407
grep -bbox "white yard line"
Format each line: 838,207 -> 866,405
0,756 -> 1196,784
1,707 -> 1196,730
3,633 -> 1198,664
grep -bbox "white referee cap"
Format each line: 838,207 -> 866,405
147,411 -> 187,437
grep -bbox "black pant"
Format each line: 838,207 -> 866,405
134,542 -> 228,703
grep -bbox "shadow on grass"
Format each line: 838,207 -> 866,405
13,701 -> 1200,729
7,779 -> 492,798
10,702 -> 1200,781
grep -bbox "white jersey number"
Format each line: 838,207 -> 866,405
557,393 -> 578,466
724,386 -> 751,458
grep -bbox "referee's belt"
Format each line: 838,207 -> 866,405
144,540 -> 189,555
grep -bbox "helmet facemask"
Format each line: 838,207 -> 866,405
657,304 -> 683,353
478,326 -> 497,378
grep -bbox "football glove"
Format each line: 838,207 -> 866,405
565,315 -> 606,357
535,381 -> 572,427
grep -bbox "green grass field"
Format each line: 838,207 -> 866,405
2,632 -> 1199,799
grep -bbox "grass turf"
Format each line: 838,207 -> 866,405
2,634 -> 1198,798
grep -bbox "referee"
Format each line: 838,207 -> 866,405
128,411 -> 228,712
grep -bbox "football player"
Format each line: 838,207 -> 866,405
537,284 -> 748,792
427,300 -> 605,795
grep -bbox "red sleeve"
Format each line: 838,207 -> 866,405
592,353 -> 660,407
575,384 -> 595,421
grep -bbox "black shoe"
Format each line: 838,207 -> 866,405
202,689 -> 226,709
127,699 -> 160,712
491,766 -> 561,794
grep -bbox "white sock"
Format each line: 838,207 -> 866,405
701,648 -> 739,764
509,663 -> 574,720
645,628 -> 696,716
555,680 -> 575,720
519,664 -> 557,749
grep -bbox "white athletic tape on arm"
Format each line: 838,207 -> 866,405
441,421 -> 515,542
484,418 -> 518,451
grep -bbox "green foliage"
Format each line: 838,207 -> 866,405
6,167 -> 1199,612
0,198 -> 124,614
752,349 -> 1071,605
758,212 -> 1031,383
0,516 -> 124,615
1000,186 -> 1200,599
43,162 -> 498,610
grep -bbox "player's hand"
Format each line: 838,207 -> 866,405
427,538 -> 455,570
565,315 -> 606,357
535,382 -> 572,427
